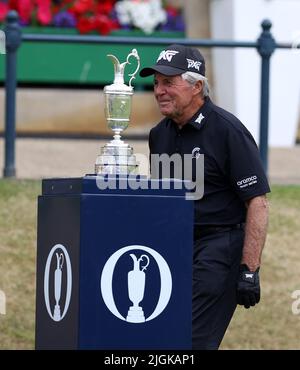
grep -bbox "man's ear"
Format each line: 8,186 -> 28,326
193,80 -> 203,96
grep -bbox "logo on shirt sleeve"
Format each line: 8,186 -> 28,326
236,175 -> 258,189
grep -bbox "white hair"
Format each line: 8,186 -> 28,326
181,71 -> 210,97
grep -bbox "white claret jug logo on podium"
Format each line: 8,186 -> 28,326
44,244 -> 72,322
127,254 -> 150,323
100,245 -> 172,323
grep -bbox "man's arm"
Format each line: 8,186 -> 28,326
241,194 -> 269,271
236,194 -> 269,308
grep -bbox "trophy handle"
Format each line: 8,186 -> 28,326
56,252 -> 64,270
138,254 -> 150,272
126,49 -> 140,87
59,253 -> 64,269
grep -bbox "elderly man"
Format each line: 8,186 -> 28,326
139,44 -> 270,350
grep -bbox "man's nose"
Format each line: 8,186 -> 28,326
154,84 -> 165,95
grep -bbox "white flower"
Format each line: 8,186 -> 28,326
115,0 -> 167,34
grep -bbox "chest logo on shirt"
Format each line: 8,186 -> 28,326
192,147 -> 202,159
195,113 -> 205,124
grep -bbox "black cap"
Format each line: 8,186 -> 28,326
139,44 -> 205,77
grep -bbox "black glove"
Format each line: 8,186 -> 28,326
236,264 -> 260,309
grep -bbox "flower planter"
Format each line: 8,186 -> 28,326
0,27 -> 184,86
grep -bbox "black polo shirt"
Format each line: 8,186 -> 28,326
149,97 -> 271,226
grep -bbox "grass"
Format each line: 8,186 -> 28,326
0,180 -> 40,349
0,180 -> 300,349
221,185 -> 300,349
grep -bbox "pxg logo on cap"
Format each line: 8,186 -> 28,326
140,44 -> 205,77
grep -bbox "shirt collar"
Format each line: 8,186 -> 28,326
166,96 -> 213,130
188,96 -> 213,130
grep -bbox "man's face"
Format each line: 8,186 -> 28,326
153,73 -> 197,122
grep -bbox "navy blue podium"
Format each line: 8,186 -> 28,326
35,176 -> 193,349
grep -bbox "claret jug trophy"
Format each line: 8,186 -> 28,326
95,49 -> 140,175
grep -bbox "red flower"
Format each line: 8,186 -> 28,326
8,0 -> 19,10
71,0 -> 95,15
36,0 -> 52,25
95,0 -> 115,15
77,16 -> 94,33
9,0 -> 34,24
93,14 -> 117,35
0,2 -> 9,22
165,5 -> 179,17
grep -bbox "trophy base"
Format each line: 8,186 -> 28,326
126,306 -> 145,323
53,305 -> 61,322
95,139 -> 139,175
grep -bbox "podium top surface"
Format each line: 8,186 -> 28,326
41,176 -> 193,198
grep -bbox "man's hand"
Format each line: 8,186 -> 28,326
237,264 -> 260,309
